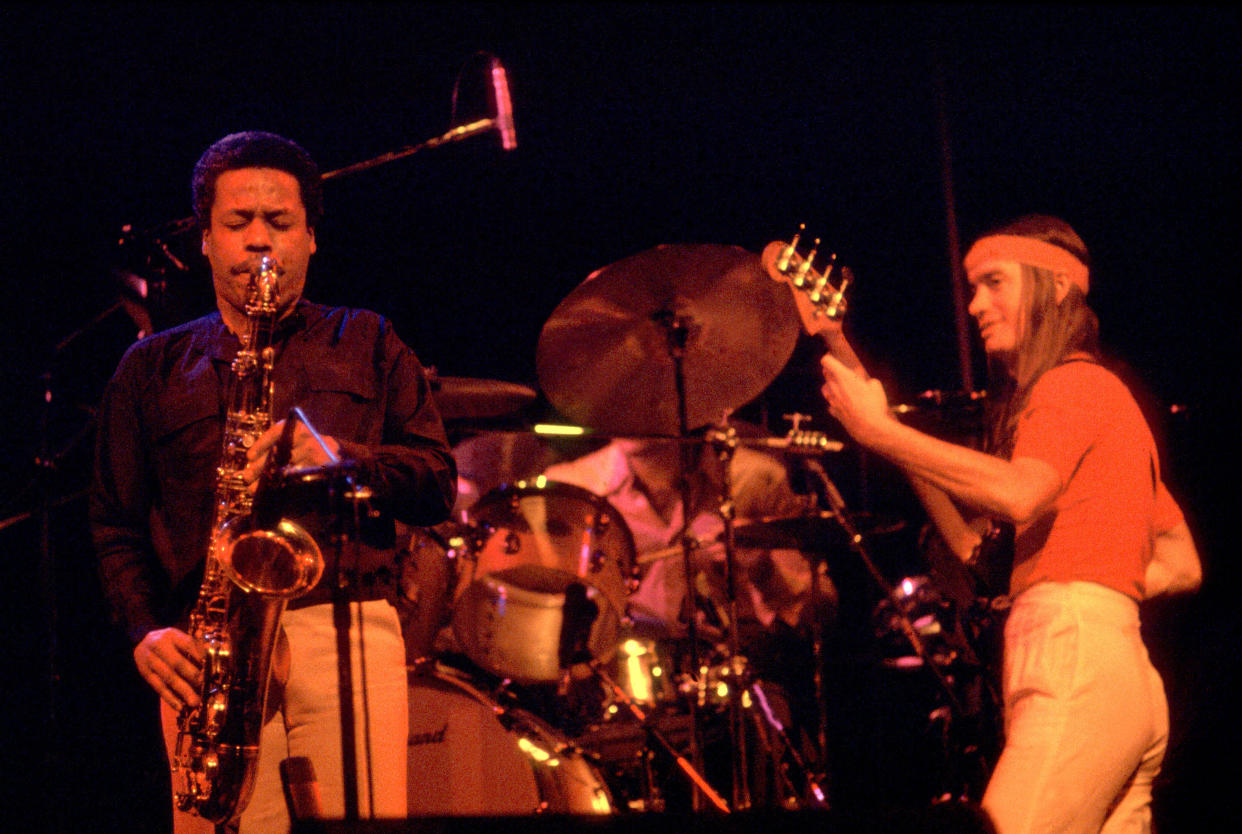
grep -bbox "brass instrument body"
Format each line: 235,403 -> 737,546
173,256 -> 324,823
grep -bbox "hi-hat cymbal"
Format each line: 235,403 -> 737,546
536,244 -> 799,437
429,375 -> 537,422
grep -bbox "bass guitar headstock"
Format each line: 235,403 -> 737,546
761,226 -> 852,337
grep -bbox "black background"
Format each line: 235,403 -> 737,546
1,4 -> 1237,831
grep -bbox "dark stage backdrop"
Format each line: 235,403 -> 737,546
1,5 -> 1236,832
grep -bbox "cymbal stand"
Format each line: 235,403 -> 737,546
652,310 -> 709,812
808,546 -> 831,793
704,419 -> 751,811
588,660 -> 730,813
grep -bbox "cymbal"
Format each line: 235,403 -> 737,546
429,375 -> 537,421
536,244 -> 799,437
733,511 -> 907,551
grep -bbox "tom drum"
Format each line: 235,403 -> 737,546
452,480 -> 637,683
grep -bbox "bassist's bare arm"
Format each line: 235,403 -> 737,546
818,321 -> 982,561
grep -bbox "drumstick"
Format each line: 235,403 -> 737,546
636,537 -> 723,566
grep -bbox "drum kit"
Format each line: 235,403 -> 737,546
399,243 -> 1002,816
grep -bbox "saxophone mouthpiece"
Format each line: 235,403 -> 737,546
243,256 -> 282,309
248,254 -> 280,277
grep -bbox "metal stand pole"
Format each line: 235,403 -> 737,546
705,420 -> 751,810
653,310 -> 712,812
589,661 -> 729,813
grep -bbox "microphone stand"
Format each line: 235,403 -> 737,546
279,408 -> 374,822
120,118 -> 511,252
320,118 -> 505,181
802,460 -> 965,717
2,299 -> 145,826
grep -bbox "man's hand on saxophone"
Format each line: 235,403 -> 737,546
133,627 -> 205,711
133,418 -> 341,713
240,418 -> 341,487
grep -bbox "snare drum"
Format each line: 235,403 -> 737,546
406,666 -> 614,816
452,480 -> 637,683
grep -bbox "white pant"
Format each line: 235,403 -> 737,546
982,582 -> 1168,834
163,600 -> 409,833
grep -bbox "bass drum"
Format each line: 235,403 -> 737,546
407,666 -> 615,816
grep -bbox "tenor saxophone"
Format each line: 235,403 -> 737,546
172,255 -> 324,823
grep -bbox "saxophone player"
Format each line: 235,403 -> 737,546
90,131 -> 457,832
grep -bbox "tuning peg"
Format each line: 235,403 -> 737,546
824,267 -> 852,320
777,224 -> 805,273
795,238 -> 820,285
809,253 -> 838,305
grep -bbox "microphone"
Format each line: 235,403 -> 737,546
490,56 -> 518,151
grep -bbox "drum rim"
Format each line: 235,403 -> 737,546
469,479 -> 639,574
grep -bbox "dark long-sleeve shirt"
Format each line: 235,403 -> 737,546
90,301 -> 456,645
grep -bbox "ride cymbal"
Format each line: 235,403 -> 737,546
536,244 -> 799,436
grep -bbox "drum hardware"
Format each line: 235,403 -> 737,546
395,236 -> 1000,811
535,243 -> 799,438
450,479 -> 638,684
890,389 -> 990,443
397,523 -> 472,665
611,635 -> 674,707
869,573 -> 1005,803
532,242 -> 856,810
587,658 -> 731,813
891,388 -> 989,417
872,576 -> 968,670
700,418 -> 755,811
579,642 -> 829,813
731,510 -> 907,553
520,240 -> 996,812
746,679 -> 829,810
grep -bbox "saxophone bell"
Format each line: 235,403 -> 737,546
214,515 -> 324,598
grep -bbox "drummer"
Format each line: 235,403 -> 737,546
542,434 -> 838,666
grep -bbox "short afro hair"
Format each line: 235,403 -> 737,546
191,131 -> 323,230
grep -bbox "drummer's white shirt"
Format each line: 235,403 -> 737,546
544,442 -> 820,634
